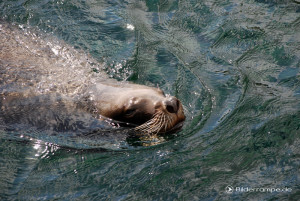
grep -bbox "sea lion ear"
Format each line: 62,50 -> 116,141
156,85 -> 165,97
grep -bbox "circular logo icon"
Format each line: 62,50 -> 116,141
225,185 -> 234,194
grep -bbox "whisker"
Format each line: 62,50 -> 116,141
134,110 -> 173,136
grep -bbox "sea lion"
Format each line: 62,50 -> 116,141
0,21 -> 185,136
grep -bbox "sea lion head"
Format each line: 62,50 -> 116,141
87,83 -> 185,135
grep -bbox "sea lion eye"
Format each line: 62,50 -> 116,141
125,108 -> 136,116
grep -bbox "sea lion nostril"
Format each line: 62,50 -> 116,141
166,105 -> 175,113
165,97 -> 178,113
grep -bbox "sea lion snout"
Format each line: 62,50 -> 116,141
134,94 -> 185,135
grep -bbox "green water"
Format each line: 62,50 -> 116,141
0,0 -> 299,200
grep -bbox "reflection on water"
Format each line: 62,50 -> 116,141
0,0 -> 299,200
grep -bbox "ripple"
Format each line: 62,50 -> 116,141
1,0 -> 299,200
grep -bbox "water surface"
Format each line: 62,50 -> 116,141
0,0 -> 299,200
